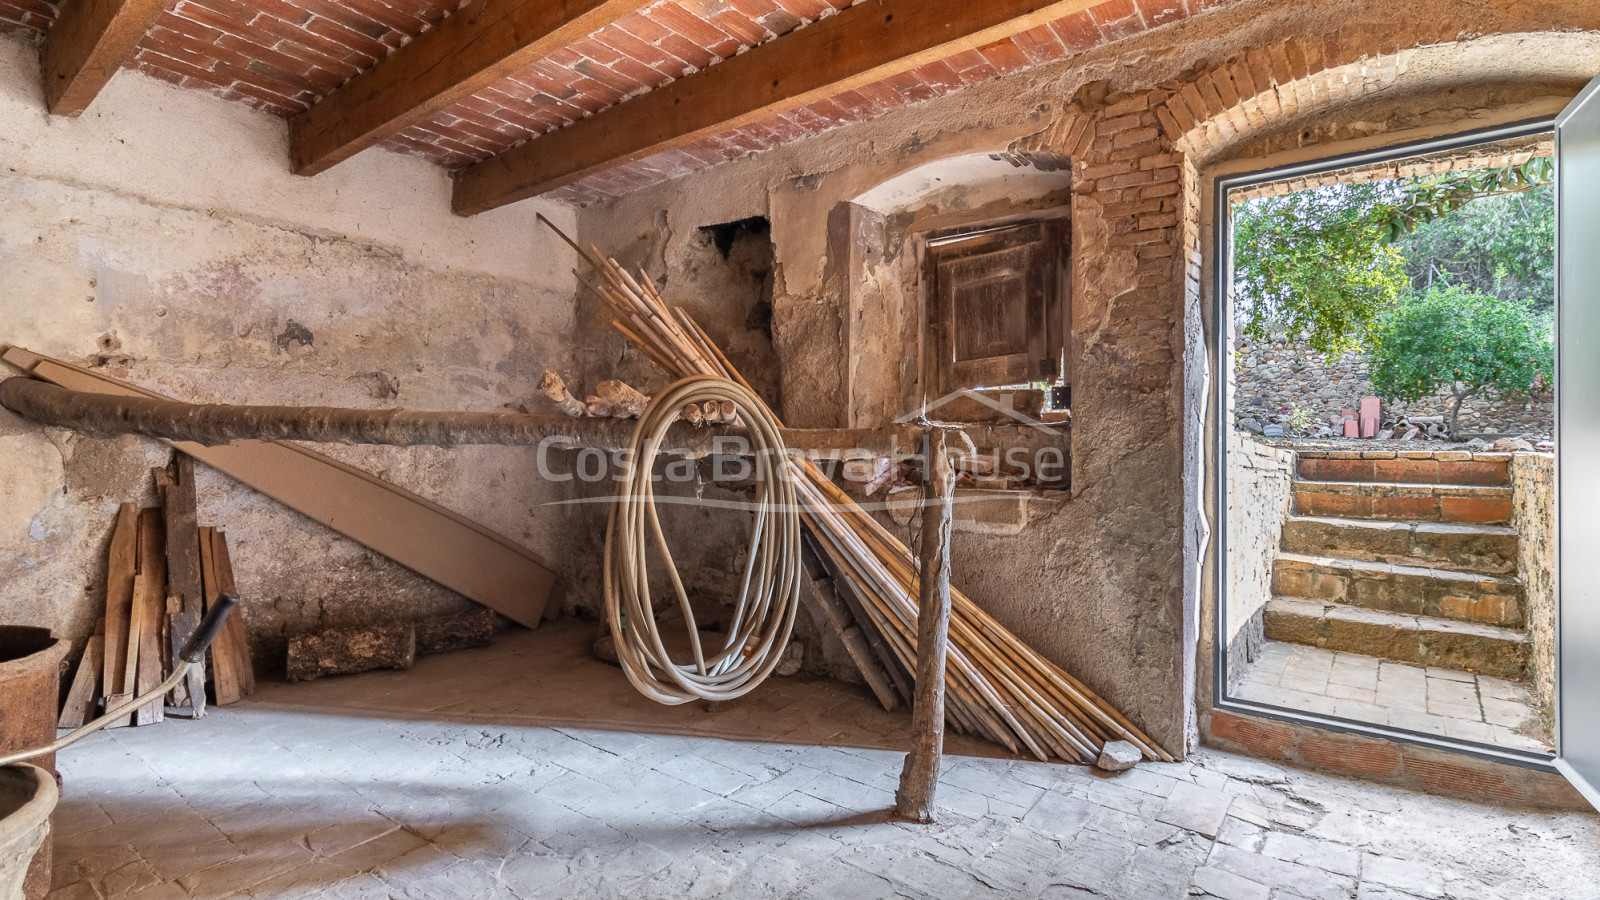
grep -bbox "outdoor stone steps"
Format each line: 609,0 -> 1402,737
1295,451 -> 1511,487
1262,596 -> 1529,681
1281,516 -> 1518,576
1272,551 -> 1524,627
1292,480 -> 1512,524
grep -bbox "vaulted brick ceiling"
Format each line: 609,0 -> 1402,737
0,0 -> 1231,206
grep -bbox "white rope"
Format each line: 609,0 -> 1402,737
603,375 -> 801,705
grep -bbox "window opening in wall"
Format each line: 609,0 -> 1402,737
921,216 -> 1071,421
1216,122 -> 1558,762
693,216 -> 780,411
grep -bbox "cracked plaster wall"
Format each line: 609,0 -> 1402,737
0,32 -> 584,666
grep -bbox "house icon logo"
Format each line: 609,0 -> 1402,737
894,388 -> 1064,434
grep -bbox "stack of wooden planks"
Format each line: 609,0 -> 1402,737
552,218 -> 1172,765
58,456 -> 256,729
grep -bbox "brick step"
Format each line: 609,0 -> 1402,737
1292,481 -> 1511,524
1295,452 -> 1510,486
1281,516 -> 1518,576
1272,552 -> 1523,627
1262,597 -> 1528,680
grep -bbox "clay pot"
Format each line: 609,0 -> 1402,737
0,765 -> 56,900
0,627 -> 69,900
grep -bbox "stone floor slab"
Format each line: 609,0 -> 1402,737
43,622 -> 1597,900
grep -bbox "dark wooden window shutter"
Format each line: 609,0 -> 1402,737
923,217 -> 1069,397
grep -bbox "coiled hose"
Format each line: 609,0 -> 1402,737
603,375 -> 801,705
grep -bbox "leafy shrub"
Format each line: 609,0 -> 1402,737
1367,286 -> 1553,436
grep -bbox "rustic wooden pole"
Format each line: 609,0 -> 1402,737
894,428 -> 955,823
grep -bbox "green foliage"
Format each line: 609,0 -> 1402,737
1232,183 -> 1410,353
1231,156 -> 1554,351
1376,157 -> 1554,241
1396,184 -> 1554,312
1367,286 -> 1554,435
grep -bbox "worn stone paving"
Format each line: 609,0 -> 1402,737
47,622 -> 1598,899
1234,640 -> 1552,754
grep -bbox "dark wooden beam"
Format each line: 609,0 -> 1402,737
452,0 -> 1100,214
290,0 -> 654,176
42,0 -> 171,115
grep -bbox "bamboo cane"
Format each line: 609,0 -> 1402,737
557,223 -> 1172,766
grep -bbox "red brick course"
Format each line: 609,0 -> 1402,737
1205,709 -> 1584,810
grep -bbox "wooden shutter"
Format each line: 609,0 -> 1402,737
924,218 -> 1068,396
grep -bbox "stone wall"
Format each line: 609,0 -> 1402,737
0,35 -> 584,666
1510,453 -> 1555,731
1234,336 -> 1554,436
1225,431 -> 1297,685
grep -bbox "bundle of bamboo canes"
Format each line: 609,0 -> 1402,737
545,217 -> 1171,765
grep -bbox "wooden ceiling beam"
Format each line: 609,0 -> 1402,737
43,0 -> 172,116
290,0 -> 654,177
452,0 -> 1103,215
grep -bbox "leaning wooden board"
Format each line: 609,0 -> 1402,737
3,346 -> 557,628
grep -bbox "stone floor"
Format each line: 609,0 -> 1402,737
46,621 -> 1597,899
1232,641 -> 1552,755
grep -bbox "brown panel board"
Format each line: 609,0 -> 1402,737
99,502 -> 137,702
199,526 -> 242,706
211,530 -> 256,697
159,455 -> 207,717
133,507 -> 166,725
2,346 -> 557,628
58,631 -> 103,729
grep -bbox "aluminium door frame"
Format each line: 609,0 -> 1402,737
1210,116 -> 1561,772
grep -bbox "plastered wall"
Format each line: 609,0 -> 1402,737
0,33 -> 585,665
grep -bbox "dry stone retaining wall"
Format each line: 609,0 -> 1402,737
1234,337 -> 1553,436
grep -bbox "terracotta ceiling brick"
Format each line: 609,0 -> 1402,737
0,0 -> 1244,203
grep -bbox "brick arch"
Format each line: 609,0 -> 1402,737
1153,29 -> 1600,161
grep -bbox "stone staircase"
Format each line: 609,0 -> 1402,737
1262,451 -> 1529,681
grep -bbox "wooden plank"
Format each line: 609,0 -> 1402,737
99,502 -> 138,710
42,0 -> 172,116
58,629 -> 103,729
2,346 -> 557,628
211,529 -> 256,697
290,0 -> 654,176
452,0 -> 1100,214
797,554 -> 899,712
160,455 -> 207,717
199,526 -> 242,706
804,530 -> 914,707
133,507 -> 166,725
121,575 -> 145,725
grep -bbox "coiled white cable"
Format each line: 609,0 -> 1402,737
603,375 -> 801,704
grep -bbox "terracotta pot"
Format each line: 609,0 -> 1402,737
0,628 -> 69,900
0,765 -> 57,900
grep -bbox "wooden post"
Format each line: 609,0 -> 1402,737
894,428 -> 955,823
